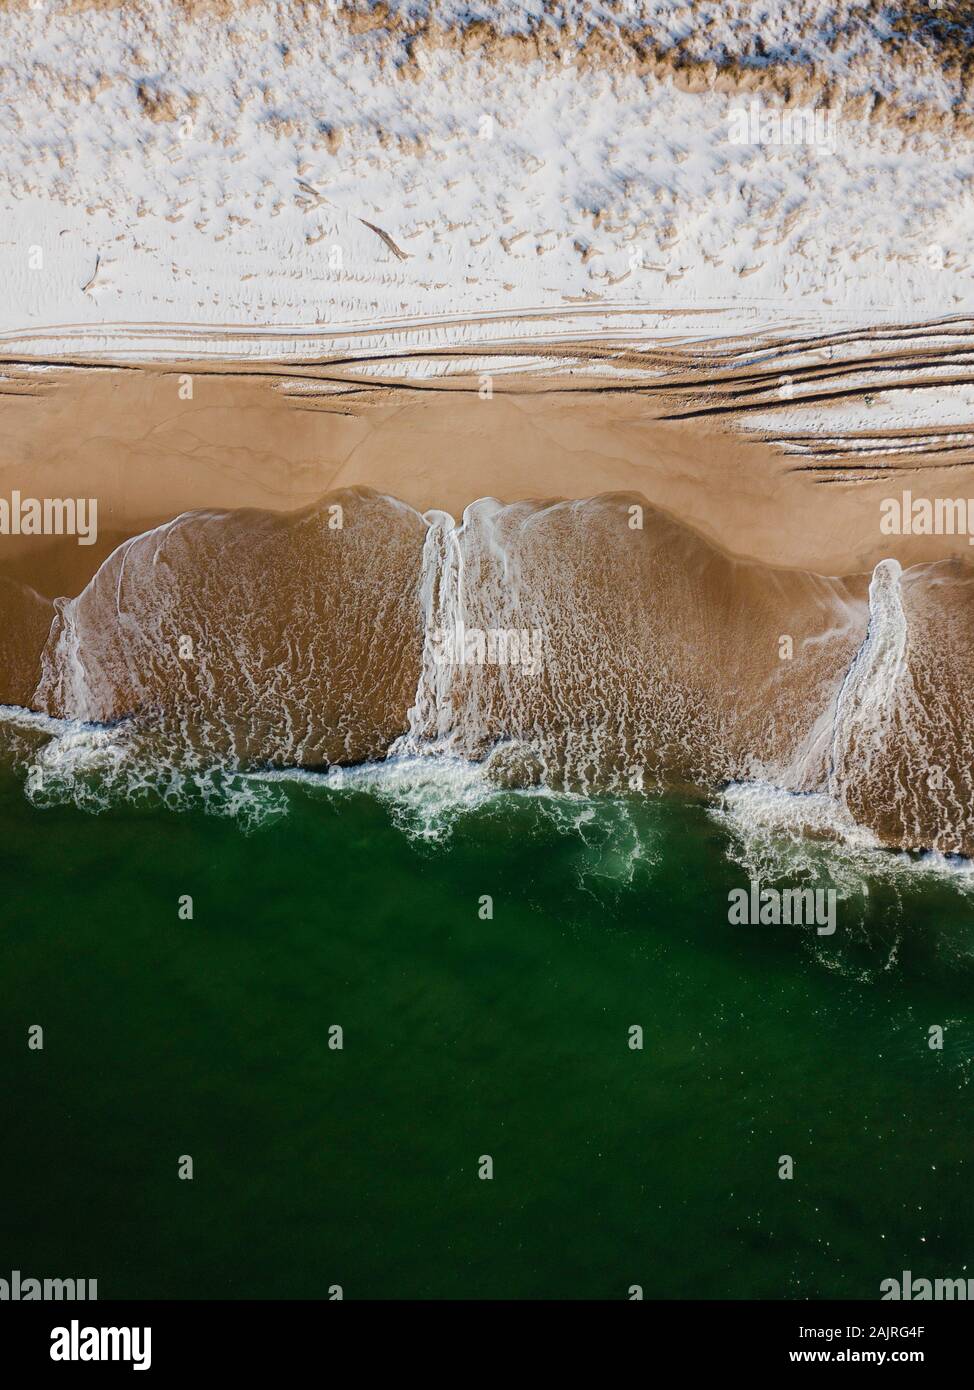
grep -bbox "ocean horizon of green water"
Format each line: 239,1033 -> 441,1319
2,761 -> 973,1300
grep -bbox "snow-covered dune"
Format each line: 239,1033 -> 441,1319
1,1 -> 973,365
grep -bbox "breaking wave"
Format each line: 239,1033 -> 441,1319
1,488 -> 973,878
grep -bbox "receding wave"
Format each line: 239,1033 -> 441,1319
2,487 -> 974,867
32,489 -> 426,766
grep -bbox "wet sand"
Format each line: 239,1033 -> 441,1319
2,350 -> 974,857
2,351 -> 974,603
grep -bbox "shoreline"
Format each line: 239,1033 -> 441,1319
2,346 -> 974,604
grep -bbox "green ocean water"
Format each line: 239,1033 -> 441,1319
2,764 -> 973,1301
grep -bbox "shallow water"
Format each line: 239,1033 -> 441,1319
2,765 -> 972,1299
9,489 -> 974,856
4,486 -> 974,1298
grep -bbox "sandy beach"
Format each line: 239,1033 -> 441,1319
0,0 -> 973,857
3,325 -> 974,607
5,0 -> 974,1319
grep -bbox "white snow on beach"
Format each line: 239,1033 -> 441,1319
0,1 -> 972,369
